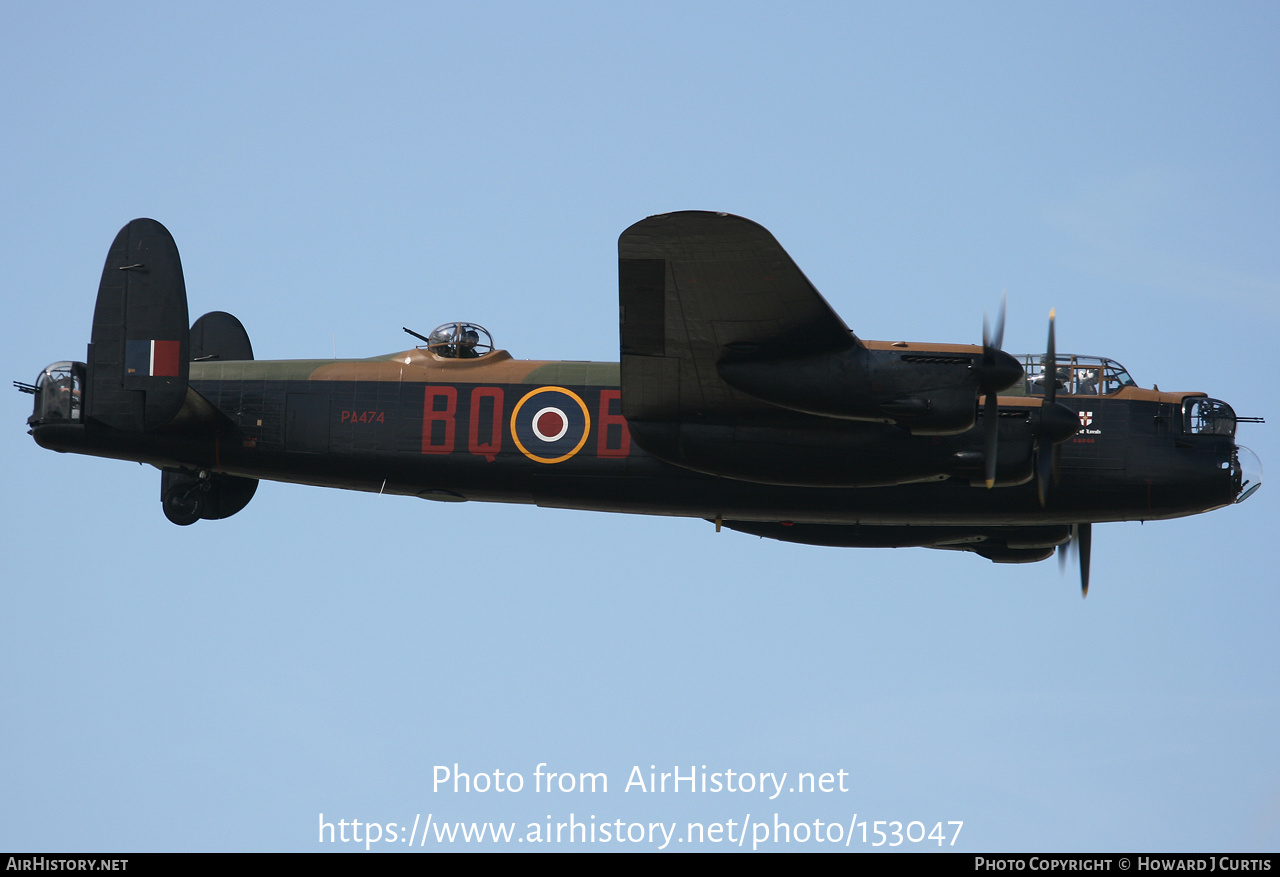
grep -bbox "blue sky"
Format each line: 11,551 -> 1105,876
2,1 -> 1277,852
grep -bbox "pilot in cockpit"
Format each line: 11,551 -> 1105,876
1076,367 -> 1101,396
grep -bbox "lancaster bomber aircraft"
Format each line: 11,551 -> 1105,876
21,212 -> 1262,595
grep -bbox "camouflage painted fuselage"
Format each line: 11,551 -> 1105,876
33,345 -> 1241,530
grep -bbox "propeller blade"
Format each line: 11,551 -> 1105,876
982,292 -> 1011,489
1035,308 -> 1063,507
1078,522 -> 1092,597
1037,442 -> 1055,507
979,296 -> 1019,393
1057,524 -> 1092,596
983,291 -> 1006,353
984,392 -> 999,488
1042,308 -> 1057,408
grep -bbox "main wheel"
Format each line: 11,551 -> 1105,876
162,483 -> 203,526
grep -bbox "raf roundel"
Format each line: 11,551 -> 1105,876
510,387 -> 592,464
532,407 -> 569,442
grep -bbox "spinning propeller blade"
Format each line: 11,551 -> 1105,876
982,292 -> 1009,489
1058,523 -> 1093,597
1036,309 -> 1062,506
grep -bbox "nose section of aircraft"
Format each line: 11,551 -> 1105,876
1234,445 -> 1262,503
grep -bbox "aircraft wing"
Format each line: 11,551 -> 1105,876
618,211 -> 858,422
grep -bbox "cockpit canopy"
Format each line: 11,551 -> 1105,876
424,322 -> 494,359
1011,354 -> 1136,397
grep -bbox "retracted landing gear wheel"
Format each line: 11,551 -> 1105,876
162,482 -> 203,526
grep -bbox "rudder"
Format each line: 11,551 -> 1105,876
86,219 -> 190,431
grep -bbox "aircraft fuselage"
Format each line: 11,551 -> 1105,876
30,348 -> 1242,528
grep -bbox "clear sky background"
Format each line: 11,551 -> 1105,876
2,1 -> 1277,852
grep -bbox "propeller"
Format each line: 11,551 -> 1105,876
1033,309 -> 1078,506
975,302 -> 1073,498
1057,522 -> 1092,597
980,292 -> 1017,488
1036,310 -> 1058,505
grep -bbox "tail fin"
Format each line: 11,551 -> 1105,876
86,219 -> 189,430
191,311 -> 253,362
